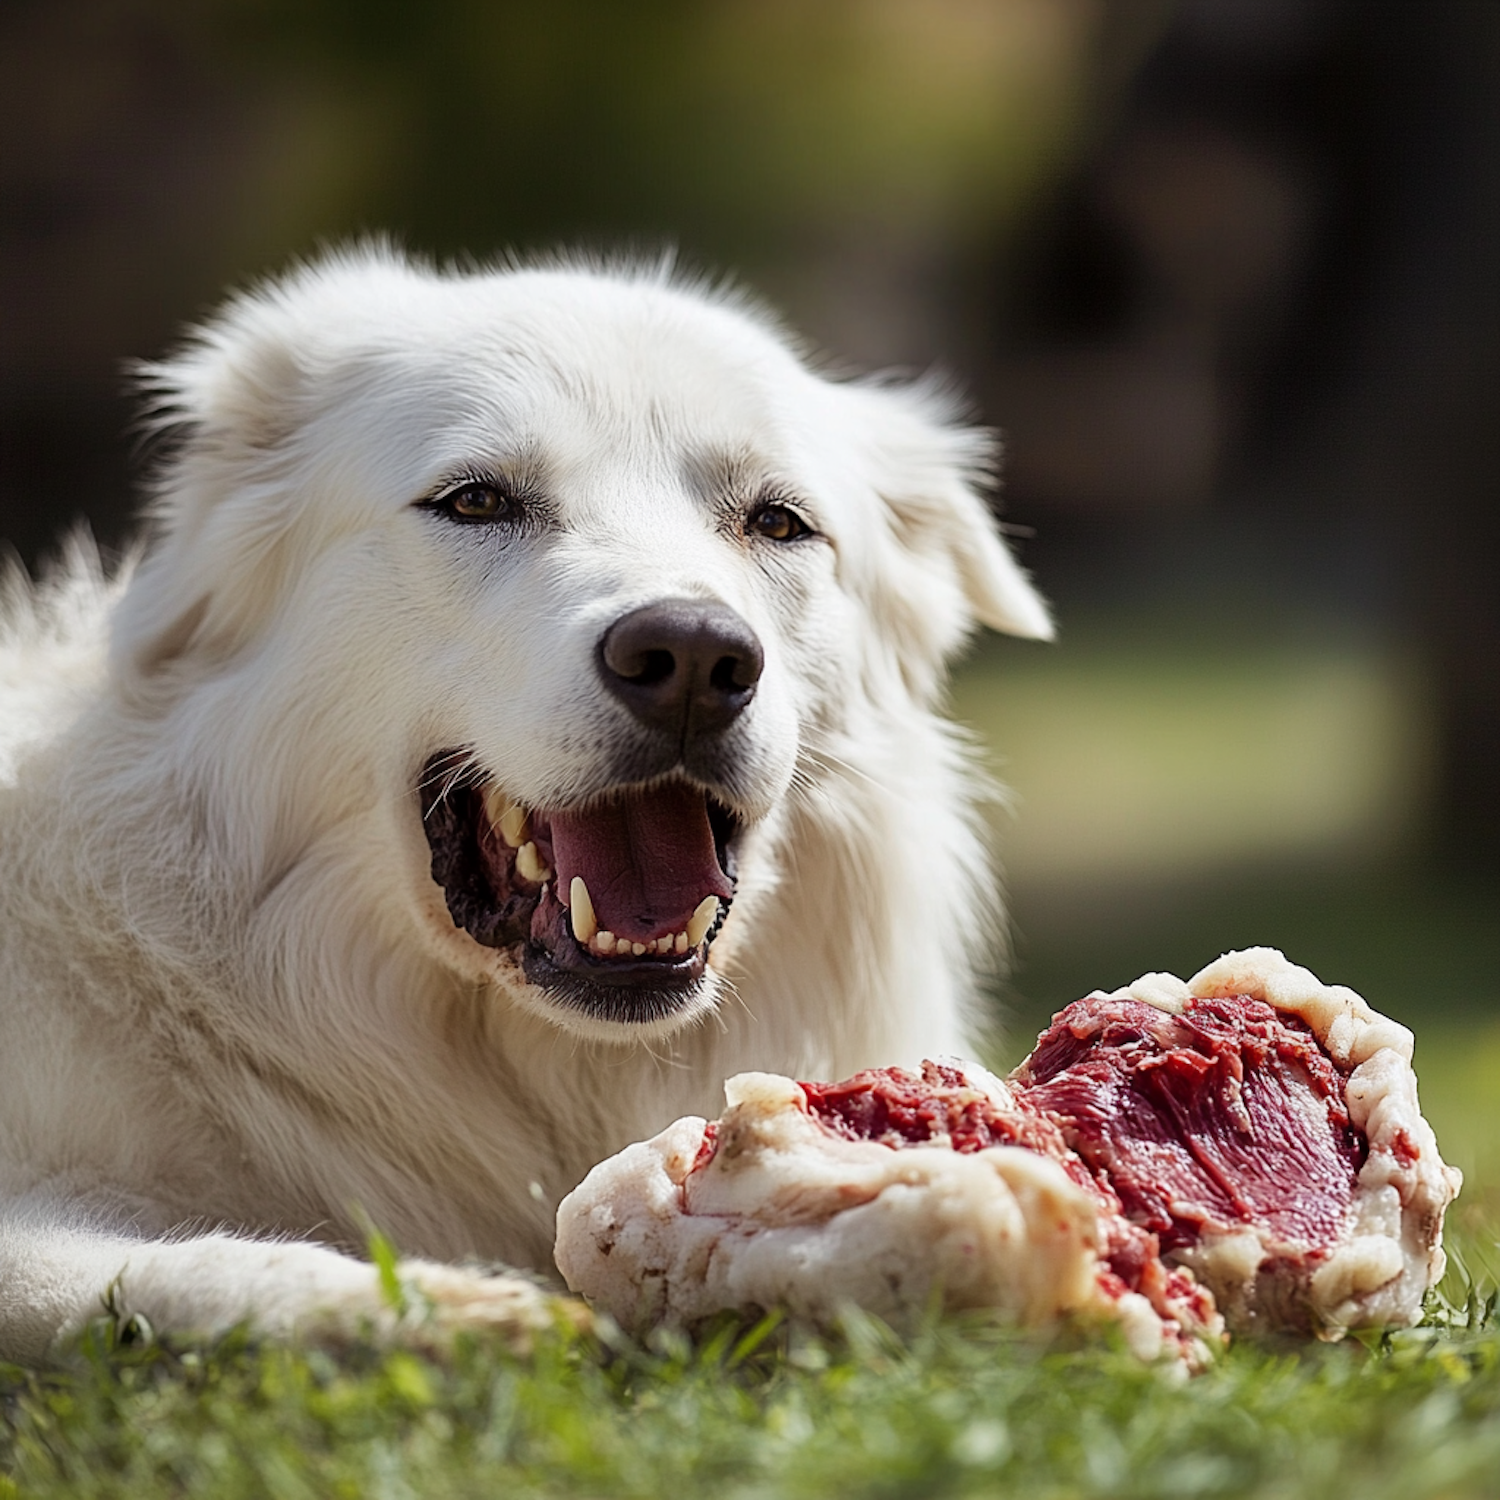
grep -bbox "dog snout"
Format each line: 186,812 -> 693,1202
598,599 -> 764,739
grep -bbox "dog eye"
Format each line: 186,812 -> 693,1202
434,482 -> 517,523
747,503 -> 811,542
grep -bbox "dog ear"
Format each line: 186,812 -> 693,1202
112,313 -> 313,686
846,380 -> 1052,675
882,452 -> 1054,642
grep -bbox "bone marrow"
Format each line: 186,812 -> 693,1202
554,949 -> 1461,1364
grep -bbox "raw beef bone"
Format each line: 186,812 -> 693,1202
554,950 -> 1460,1359
556,1062 -> 1224,1365
1011,949 -> 1461,1337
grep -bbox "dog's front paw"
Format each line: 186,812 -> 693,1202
392,1260 -> 592,1353
48,1236 -> 590,1360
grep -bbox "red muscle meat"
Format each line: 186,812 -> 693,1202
801,1061 -> 1060,1155
1014,996 -> 1364,1255
555,951 -> 1462,1359
780,983 -> 1444,1340
791,1059 -> 1219,1354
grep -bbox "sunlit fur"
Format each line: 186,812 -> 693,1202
0,247 -> 1051,1361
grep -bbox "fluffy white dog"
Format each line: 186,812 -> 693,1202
0,248 -> 1050,1362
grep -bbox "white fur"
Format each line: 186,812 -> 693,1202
0,247 -> 1050,1362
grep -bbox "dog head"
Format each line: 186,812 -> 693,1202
112,247 -> 1050,1041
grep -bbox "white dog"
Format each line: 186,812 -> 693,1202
0,247 -> 1050,1362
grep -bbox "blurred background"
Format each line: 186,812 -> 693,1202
3,0 -> 1498,1189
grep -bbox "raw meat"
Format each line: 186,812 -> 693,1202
1041,950 -> 1464,1336
554,949 -> 1460,1360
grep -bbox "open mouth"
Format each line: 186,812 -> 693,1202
420,752 -> 740,1024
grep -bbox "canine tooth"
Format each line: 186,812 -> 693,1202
631,942 -> 647,956
569,877 -> 598,945
674,932 -> 689,954
483,785 -> 511,828
595,931 -> 616,954
685,895 -> 720,948
515,841 -> 551,883
482,786 -> 530,847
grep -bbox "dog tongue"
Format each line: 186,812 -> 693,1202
548,784 -> 733,945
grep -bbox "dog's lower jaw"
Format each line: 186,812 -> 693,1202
521,943 -> 725,1038
413,876 -> 730,1040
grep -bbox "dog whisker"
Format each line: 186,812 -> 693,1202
796,740 -> 894,800
716,974 -> 756,1030
420,751 -> 483,823
416,748 -> 472,789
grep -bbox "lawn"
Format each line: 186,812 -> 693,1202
2,1244 -> 1498,1498
3,1011 -> 1497,1500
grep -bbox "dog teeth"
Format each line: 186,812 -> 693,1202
482,785 -> 508,826
581,900 -> 722,959
569,877 -> 597,945
499,805 -> 530,848
481,786 -> 530,848
515,841 -> 551,884
685,895 -> 719,949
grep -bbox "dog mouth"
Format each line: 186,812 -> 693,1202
420,753 -> 739,1023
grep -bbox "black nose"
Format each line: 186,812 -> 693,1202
598,599 -> 764,739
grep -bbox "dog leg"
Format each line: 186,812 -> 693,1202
0,1190 -> 579,1365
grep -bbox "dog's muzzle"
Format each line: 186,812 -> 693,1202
420,601 -> 763,1027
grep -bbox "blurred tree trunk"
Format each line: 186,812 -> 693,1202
1318,4 -> 1500,869
987,0 -> 1500,871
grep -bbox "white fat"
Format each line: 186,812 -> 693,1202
1186,947 -> 1413,1067
1309,1235 -> 1408,1311
722,1071 -> 805,1113
1085,972 -> 1192,1014
1170,1228 -> 1265,1330
1111,1291 -> 1166,1364
556,1065 -> 1162,1346
1314,1045 -> 1463,1331
931,1056 -> 1018,1110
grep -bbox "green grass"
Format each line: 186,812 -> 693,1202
3,1261 -> 1499,1498
4,1019 -> 1499,1500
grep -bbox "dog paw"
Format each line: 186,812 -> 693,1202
49,1237 -> 591,1360
393,1260 -> 592,1353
